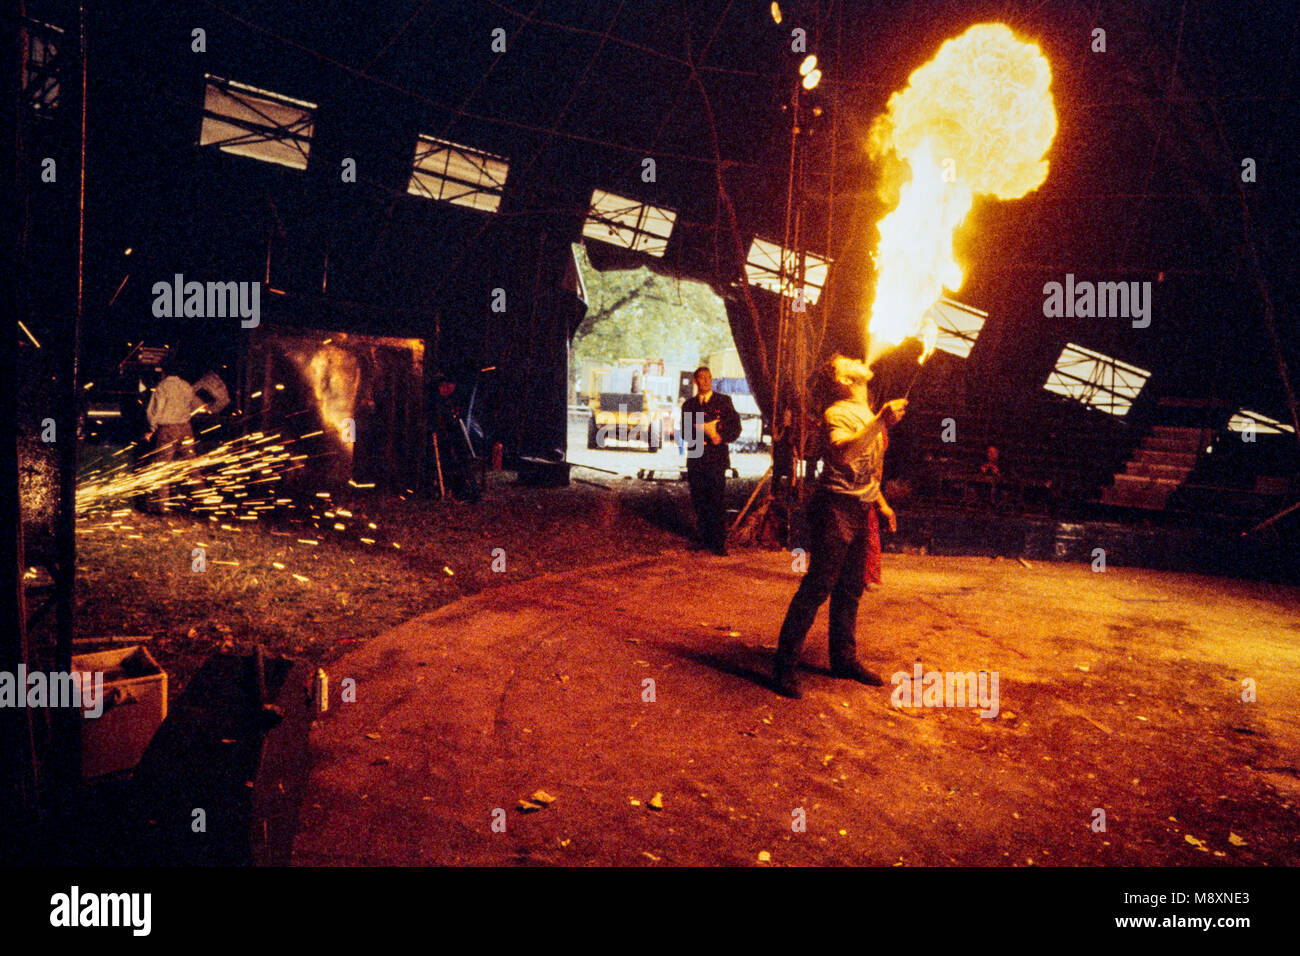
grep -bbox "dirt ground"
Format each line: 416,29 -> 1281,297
73,470 -> 704,694
69,468 -> 1300,866
293,545 -> 1300,867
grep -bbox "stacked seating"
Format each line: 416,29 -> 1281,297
1101,425 -> 1206,509
888,395 -> 1134,516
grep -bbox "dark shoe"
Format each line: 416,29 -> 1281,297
831,661 -> 884,686
773,662 -> 802,699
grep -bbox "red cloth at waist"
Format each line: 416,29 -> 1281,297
866,502 -> 882,586
865,428 -> 887,586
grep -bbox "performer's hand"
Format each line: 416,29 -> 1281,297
882,398 -> 908,426
878,501 -> 897,533
702,420 -> 721,443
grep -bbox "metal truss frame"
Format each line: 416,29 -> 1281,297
582,189 -> 676,257
1044,342 -> 1151,416
409,134 -> 509,212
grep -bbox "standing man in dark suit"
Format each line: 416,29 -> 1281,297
681,366 -> 742,556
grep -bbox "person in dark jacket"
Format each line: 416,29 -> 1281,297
681,366 -> 742,555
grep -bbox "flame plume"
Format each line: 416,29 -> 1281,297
865,23 -> 1057,364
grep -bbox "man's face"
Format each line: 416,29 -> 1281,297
832,357 -> 872,396
694,369 -> 712,394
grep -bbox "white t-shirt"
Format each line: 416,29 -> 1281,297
819,400 -> 885,499
147,376 -> 200,429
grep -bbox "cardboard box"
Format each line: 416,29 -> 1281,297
71,645 -> 168,779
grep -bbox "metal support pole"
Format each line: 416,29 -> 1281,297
2,0 -> 36,833
49,1 -> 87,792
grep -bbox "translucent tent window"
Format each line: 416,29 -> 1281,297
1044,343 -> 1150,416
408,135 -> 509,213
199,75 -> 315,171
1228,410 -> 1295,435
582,190 -> 676,257
926,297 -> 987,359
24,20 -> 63,113
745,237 -> 830,305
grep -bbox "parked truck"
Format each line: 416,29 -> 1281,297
585,359 -> 676,452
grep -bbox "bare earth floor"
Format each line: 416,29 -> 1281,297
294,552 -> 1300,866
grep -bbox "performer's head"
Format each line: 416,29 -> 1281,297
693,366 -> 713,396
160,352 -> 187,381
820,354 -> 872,405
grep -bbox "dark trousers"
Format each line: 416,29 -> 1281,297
776,490 -> 870,670
687,464 -> 727,550
151,422 -> 196,506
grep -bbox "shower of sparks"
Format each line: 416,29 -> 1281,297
76,431 -> 304,517
75,429 -> 408,558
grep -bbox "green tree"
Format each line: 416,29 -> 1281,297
570,244 -> 734,368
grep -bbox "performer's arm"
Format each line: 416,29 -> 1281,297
146,387 -> 161,433
828,413 -> 882,449
876,493 -> 897,533
828,398 -> 907,448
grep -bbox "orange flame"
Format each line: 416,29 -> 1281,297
866,23 -> 1057,364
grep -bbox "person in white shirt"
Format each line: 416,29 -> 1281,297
144,356 -> 204,510
773,355 -> 907,698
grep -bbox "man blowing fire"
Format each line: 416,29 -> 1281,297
773,355 -> 907,699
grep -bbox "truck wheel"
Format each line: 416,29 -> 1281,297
648,420 -> 662,453
587,417 -> 600,449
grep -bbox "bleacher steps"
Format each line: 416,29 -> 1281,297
1102,426 -> 1206,509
